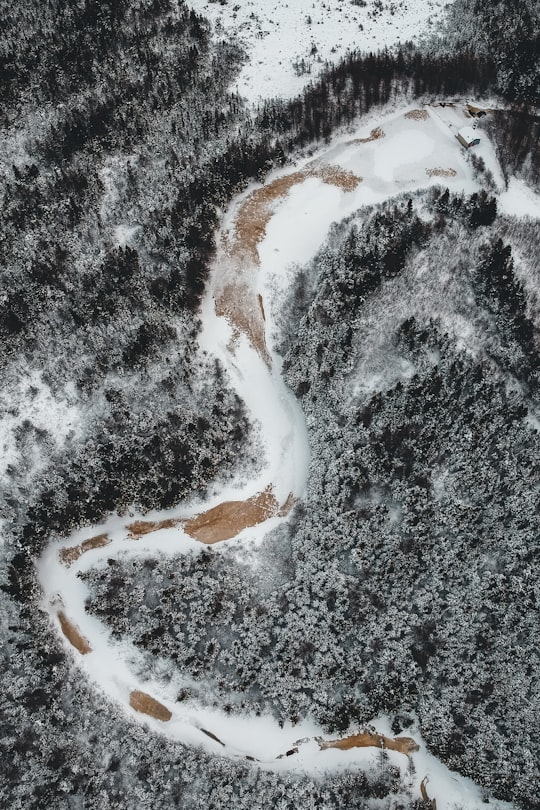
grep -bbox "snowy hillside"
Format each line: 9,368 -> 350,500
187,0 -> 452,101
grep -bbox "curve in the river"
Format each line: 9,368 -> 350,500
37,106 -> 513,810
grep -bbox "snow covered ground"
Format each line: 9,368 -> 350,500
499,176 -> 540,218
187,0 -> 452,102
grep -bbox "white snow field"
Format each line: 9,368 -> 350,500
187,0 -> 451,103
499,176 -> 540,219
38,104 -> 521,810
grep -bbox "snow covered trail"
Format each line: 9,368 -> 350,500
37,104 -> 516,810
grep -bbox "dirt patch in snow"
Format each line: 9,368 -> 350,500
184,486 -> 281,544
227,164 -> 361,264
129,690 -> 172,722
217,163 -> 359,363
466,103 -> 493,116
317,730 -> 419,756
278,492 -> 296,516
127,487 -> 291,544
127,516 -> 182,538
426,167 -> 457,177
405,109 -> 429,120
349,127 -> 385,144
215,282 -> 271,366
421,777 -> 438,809
58,611 -> 92,654
258,293 -> 266,322
60,533 -> 111,566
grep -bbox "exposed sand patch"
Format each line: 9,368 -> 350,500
127,488 -> 292,544
421,776 -> 438,809
127,517 -> 182,539
216,163 -> 360,364
317,730 -> 419,756
215,282 -> 271,366
349,127 -> 385,144
183,486 -> 281,544
58,611 -> 92,655
227,164 -> 361,263
309,163 -> 361,192
129,690 -> 172,722
466,103 -> 492,116
277,493 -> 296,517
217,164 -> 360,363
426,167 -> 457,178
405,109 -> 429,120
60,533 -> 111,566
258,293 -> 266,322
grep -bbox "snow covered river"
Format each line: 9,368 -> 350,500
37,104 -> 513,810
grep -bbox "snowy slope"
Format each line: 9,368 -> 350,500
187,0 -> 452,102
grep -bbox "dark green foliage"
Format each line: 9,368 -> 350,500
474,238 -> 539,387
484,109 -> 540,190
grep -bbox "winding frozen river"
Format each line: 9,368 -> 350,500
38,105 -> 512,810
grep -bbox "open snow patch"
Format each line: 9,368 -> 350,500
188,0 -> 454,103
499,177 -> 540,219
374,129 -> 434,182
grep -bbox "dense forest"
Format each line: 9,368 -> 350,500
84,191 -> 540,807
1,0 -> 539,808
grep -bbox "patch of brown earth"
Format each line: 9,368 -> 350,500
317,730 -> 419,756
228,164 -> 361,263
426,167 -> 457,178
349,127 -> 385,144
127,517 -> 182,539
405,109 -> 429,120
421,777 -> 438,809
218,164 -> 359,363
258,293 -> 266,322
60,533 -> 111,566
58,611 -> 92,655
309,163 -> 361,192
129,690 -> 172,722
127,489 -> 293,544
215,283 -> 271,366
183,486 -> 281,544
